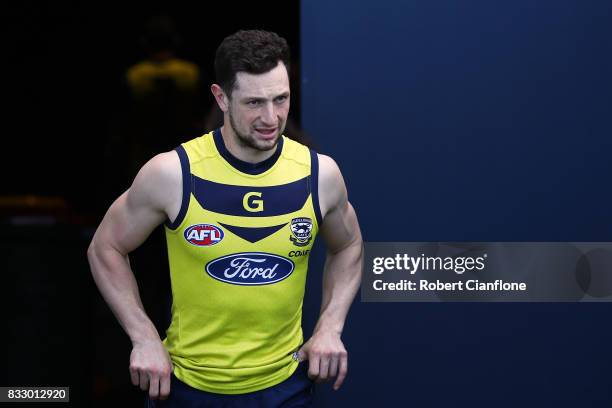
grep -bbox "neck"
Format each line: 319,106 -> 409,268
220,124 -> 278,164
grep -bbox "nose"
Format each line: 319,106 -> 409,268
260,102 -> 276,125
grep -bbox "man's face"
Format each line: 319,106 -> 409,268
226,62 -> 290,152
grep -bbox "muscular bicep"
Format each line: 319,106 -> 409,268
94,189 -> 166,256
320,200 -> 361,254
91,153 -> 181,255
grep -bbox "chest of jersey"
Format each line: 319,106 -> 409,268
179,175 -> 316,286
167,131 -> 319,286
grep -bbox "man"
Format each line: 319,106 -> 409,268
87,30 -> 363,407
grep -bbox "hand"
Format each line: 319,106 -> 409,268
129,339 -> 173,400
297,330 -> 348,391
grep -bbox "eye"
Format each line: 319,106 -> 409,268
247,100 -> 261,106
275,95 -> 288,103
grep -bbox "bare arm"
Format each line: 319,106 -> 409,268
316,155 -> 363,336
298,154 -> 363,390
87,151 -> 181,400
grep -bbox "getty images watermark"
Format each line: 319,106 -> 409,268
361,243 -> 612,302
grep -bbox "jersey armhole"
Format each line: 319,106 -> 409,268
165,145 -> 191,230
309,149 -> 323,227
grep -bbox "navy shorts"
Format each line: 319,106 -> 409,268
144,362 -> 314,408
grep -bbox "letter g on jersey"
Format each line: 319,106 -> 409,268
243,192 -> 264,212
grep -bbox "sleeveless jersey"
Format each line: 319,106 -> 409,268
162,129 -> 322,394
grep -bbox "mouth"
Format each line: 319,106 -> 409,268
254,127 -> 277,140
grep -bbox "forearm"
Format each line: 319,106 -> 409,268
314,239 -> 363,335
87,243 -> 160,345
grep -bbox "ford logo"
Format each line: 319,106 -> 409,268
205,252 -> 295,286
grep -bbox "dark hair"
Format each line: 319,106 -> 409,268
214,30 -> 290,97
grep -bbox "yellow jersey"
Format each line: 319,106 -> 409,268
162,128 -> 322,394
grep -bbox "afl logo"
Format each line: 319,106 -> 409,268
205,252 -> 294,286
184,224 -> 224,246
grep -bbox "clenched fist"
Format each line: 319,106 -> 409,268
129,339 -> 173,400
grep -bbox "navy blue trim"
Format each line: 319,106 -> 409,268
310,150 -> 323,226
213,128 -> 283,175
218,222 -> 288,243
192,175 -> 310,217
165,145 -> 191,230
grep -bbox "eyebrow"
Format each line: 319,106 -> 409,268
241,92 -> 290,101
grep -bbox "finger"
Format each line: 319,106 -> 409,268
130,367 -> 139,386
150,374 -> 161,400
159,373 -> 171,400
318,355 -> 330,381
333,354 -> 348,390
139,370 -> 150,391
307,355 -> 320,381
297,349 -> 308,362
328,356 -> 339,380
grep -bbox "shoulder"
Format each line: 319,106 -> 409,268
134,151 -> 181,187
318,154 -> 342,187
317,153 -> 347,218
128,151 -> 182,211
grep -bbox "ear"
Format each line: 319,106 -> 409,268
211,84 -> 229,113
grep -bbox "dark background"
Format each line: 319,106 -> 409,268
3,0 -> 612,407
3,1 -> 301,206
301,0 -> 612,407
3,2 -> 301,406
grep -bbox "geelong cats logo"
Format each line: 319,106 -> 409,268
290,217 -> 312,247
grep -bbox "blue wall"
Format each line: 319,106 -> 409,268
301,1 -> 612,406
